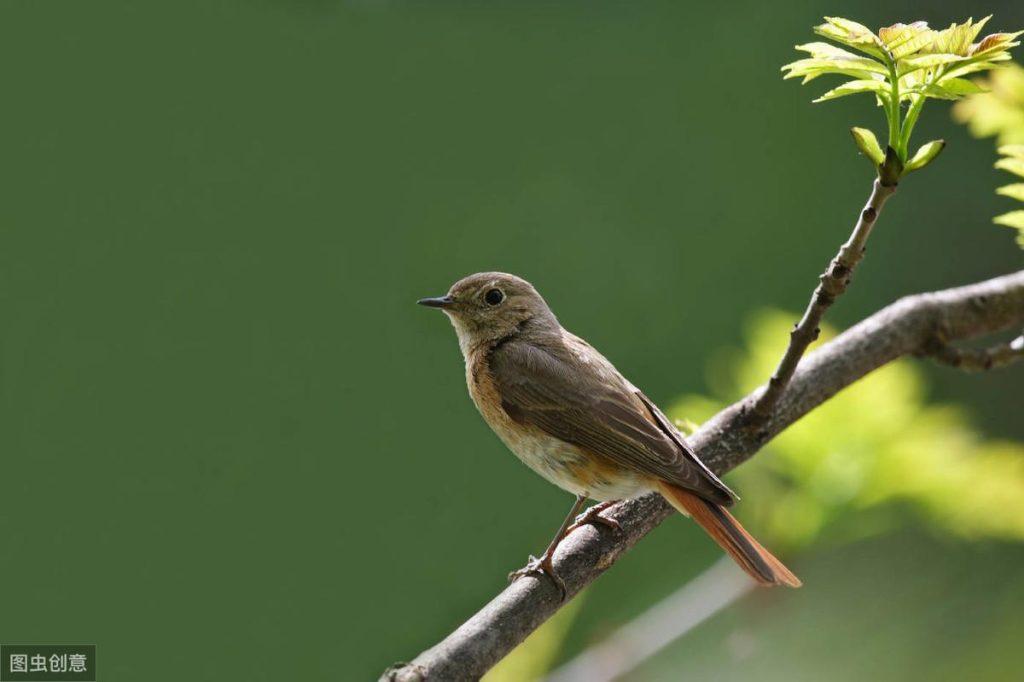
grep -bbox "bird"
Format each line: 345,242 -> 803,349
418,272 -> 800,597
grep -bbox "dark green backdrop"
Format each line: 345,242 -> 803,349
2,2 -> 1022,680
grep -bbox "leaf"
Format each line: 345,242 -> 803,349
968,15 -> 994,43
794,42 -> 866,60
934,77 -> 987,95
916,84 -> 962,101
814,17 -> 884,58
825,16 -> 876,37
782,57 -> 888,83
813,78 -> 889,103
996,157 -> 1024,179
993,210 -> 1024,229
996,184 -> 1024,202
971,30 -> 1024,58
928,20 -> 977,56
783,56 -> 888,76
904,140 -> 945,171
899,52 -> 964,73
878,22 -> 934,59
944,57 -> 1013,80
850,127 -> 885,165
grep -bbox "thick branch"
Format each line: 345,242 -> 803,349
383,270 -> 1024,682
753,178 -> 897,418
921,332 -> 1024,372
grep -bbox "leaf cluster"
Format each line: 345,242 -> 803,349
994,145 -> 1024,246
784,17 -> 1022,176
953,63 -> 1024,249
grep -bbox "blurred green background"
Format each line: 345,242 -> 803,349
1,2 -> 1022,680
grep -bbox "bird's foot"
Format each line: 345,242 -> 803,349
566,500 -> 621,535
508,552 -> 567,600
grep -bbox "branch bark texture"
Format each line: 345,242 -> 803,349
383,269 -> 1024,682
923,333 -> 1024,372
753,178 -> 897,418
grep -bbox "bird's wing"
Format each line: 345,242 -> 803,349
632,389 -> 736,502
489,338 -> 736,505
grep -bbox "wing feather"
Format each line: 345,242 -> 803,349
490,338 -> 735,505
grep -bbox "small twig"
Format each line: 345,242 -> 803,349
382,270 -> 1024,682
752,178 -> 898,419
923,332 -> 1024,372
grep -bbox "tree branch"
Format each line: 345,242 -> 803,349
753,178 -> 897,418
921,332 -> 1024,372
382,269 -> 1024,682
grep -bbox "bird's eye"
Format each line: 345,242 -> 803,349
484,288 -> 504,306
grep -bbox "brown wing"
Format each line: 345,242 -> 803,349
489,338 -> 736,505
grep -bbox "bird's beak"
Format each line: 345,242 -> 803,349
417,295 -> 455,309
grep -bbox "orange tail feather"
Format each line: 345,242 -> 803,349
657,482 -> 801,588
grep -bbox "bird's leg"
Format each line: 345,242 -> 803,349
509,494 -> 588,599
566,500 -> 622,535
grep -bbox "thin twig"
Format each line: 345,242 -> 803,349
922,332 -> 1024,372
381,270 -> 1024,682
752,178 -> 898,419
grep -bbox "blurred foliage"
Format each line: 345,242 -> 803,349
784,17 -> 1021,168
993,145 -> 1024,245
953,61 -> 1024,143
953,62 -> 1024,247
671,310 -> 1024,554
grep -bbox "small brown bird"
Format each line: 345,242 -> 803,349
419,272 -> 800,595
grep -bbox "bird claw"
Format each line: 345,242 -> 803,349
566,501 -> 621,535
508,553 -> 567,601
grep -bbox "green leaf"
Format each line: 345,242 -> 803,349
916,84 -> 961,100
968,15 -> 994,43
904,140 -> 945,171
899,52 -> 965,74
782,57 -> 888,83
813,78 -> 889,103
783,56 -> 888,75
928,20 -> 977,56
934,77 -> 987,95
996,157 -> 1024,179
878,22 -> 934,59
850,127 -> 885,165
795,42 -> 868,60
825,16 -> 876,36
993,210 -> 1024,229
814,17 -> 885,58
996,184 -> 1024,202
944,57 -> 1013,80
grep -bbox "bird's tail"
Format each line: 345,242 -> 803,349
656,481 -> 801,588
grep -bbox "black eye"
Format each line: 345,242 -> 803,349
484,288 -> 504,306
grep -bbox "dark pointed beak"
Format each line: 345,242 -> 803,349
417,295 -> 454,309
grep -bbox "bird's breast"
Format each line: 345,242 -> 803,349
464,348 -> 645,501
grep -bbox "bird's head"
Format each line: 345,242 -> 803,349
418,272 -> 557,350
